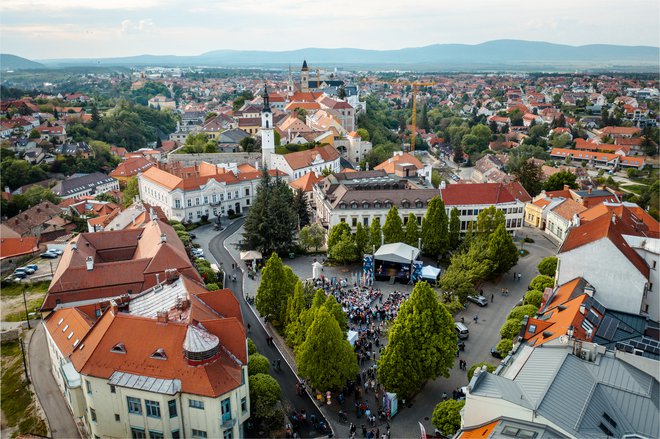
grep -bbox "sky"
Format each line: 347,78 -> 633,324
1,0 -> 659,60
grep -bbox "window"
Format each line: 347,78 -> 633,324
227,192 -> 232,200
653,260 -> 657,269
191,429 -> 208,438
374,202 -> 381,209
145,400 -> 160,418
223,430 -> 233,439
172,431 -> 180,439
189,399 -> 204,409
363,218 -> 369,226
90,408 -> 97,422
175,199 -> 181,209
603,412 -> 617,429
221,398 -> 232,422
195,197 -> 200,206
203,196 -> 208,204
110,384 -> 116,393
188,212 -> 193,220
416,201 -> 422,208
241,397 -> 247,413
86,380 -> 92,394
149,431 -> 164,439
131,428 -> 146,439
245,188 -> 250,196
220,193 -> 224,201
352,218 -> 357,227
598,423 -> 613,437
246,199 -> 250,206
649,283 -> 653,292
115,414 -> 120,422
528,324 -> 537,334
212,194 -> 217,203
168,400 -> 177,418
187,199 -> 192,207
127,397 -> 142,415
351,202 -> 358,209
234,190 -> 239,199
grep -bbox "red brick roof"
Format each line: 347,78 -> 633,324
0,237 -> 39,260
110,157 -> 154,178
289,171 -> 323,192
441,182 -> 531,206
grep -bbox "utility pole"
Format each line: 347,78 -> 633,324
22,284 -> 31,330
19,337 -> 30,385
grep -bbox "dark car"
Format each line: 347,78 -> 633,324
467,295 -> 488,307
491,346 -> 503,359
40,252 -> 58,259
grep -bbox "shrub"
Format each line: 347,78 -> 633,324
467,362 -> 496,381
248,353 -> 270,376
432,400 -> 465,437
496,338 -> 513,357
500,318 -> 523,340
537,256 -> 558,277
205,283 -> 220,291
529,275 -> 554,292
524,290 -> 544,308
443,296 -> 465,315
247,338 -> 257,356
507,304 -> 539,321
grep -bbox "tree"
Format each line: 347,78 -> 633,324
323,295 -> 348,335
475,206 -> 505,239
331,233 -> 358,264
249,373 -> 285,435
378,282 -> 457,399
247,338 -> 257,355
512,160 -> 543,197
242,169 -> 297,255
404,213 -> 420,247
453,144 -> 464,164
299,224 -> 324,253
292,188 -> 310,228
496,339 -> 513,357
122,176 -> 139,207
356,128 -> 369,141
421,197 -> 449,258
28,128 -> 40,139
529,275 -> 554,292
432,400 -> 465,437
327,222 -> 352,252
467,362 -> 496,381
296,307 -> 359,391
255,253 -> 296,324
500,318 -> 523,339
355,222 -> 370,256
448,208 -> 461,250
524,290 -> 544,308
549,132 -> 571,149
382,206 -> 404,244
537,256 -> 558,277
508,305 -> 539,321
543,170 -> 577,191
487,223 -> 519,274
369,217 -> 382,249
248,353 -> 270,376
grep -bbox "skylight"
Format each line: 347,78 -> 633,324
151,348 -> 167,360
111,343 -> 127,354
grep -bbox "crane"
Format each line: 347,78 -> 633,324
409,82 -> 435,152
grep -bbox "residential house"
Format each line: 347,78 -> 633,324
289,172 -> 323,220
545,198 -> 586,242
471,154 -> 512,184
52,173 -> 120,200
110,157 -> 155,184
55,142 -> 94,159
270,144 -> 341,180
524,196 -> 565,229
4,201 -> 62,237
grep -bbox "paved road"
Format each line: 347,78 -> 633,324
28,324 -> 81,439
202,220 -> 328,438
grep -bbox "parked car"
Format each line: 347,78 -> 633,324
491,346 -> 503,359
48,249 -> 63,255
40,252 -> 58,259
12,272 -> 27,279
467,295 -> 488,307
26,264 -> 38,272
16,267 -> 35,275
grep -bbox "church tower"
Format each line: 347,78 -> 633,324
286,65 -> 294,97
300,60 -> 310,93
261,83 -> 275,169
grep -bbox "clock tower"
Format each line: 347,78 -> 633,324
261,84 -> 275,169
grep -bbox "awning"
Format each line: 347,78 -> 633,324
240,250 -> 263,261
421,265 -> 441,280
374,242 -> 420,264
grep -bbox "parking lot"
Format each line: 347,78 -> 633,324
5,253 -> 61,283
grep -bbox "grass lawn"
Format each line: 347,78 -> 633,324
2,297 -> 45,322
620,184 -> 646,195
0,281 -> 50,298
1,341 -> 48,438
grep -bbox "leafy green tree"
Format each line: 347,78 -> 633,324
355,222 -> 370,256
323,295 -> 348,335
327,222 -> 352,251
299,224 -> 325,253
537,256 -> 558,277
296,307 -> 359,391
496,339 -> 513,357
248,353 -> 270,376
475,206 -> 505,238
249,373 -> 285,435
369,217 -> 382,249
512,160 -> 543,197
544,170 -> 578,191
405,213 -> 420,247
500,318 -> 523,339
28,128 -> 40,139
448,208 -> 461,250
467,362 -> 496,381
440,239 -> 493,302
378,282 -> 457,399
432,400 -> 465,437
382,206 -> 404,243
508,304 -> 539,321
292,188 -> 310,228
256,253 -> 297,324
331,234 -> 358,264
421,197 -> 449,258
285,280 -> 306,328
205,283 -> 220,291
242,170 -> 297,255
487,223 -> 519,274
286,288 -> 324,348
122,176 -> 140,207
247,338 -> 257,355
529,275 -> 554,292
524,290 -> 544,308
356,128 -> 369,141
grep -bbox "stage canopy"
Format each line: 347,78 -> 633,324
421,265 -> 441,281
374,242 -> 420,264
240,250 -> 263,261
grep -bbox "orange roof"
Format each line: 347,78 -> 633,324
579,202 -> 659,239
283,144 -> 340,171
374,152 -> 424,173
550,198 -> 587,221
525,293 -> 590,347
532,198 -> 551,208
141,166 -> 183,190
289,172 -> 323,192
0,237 -> 39,260
285,101 -> 321,111
44,307 -> 94,357
457,420 -> 499,438
110,157 -> 154,178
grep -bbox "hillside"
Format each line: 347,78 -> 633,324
0,54 -> 45,70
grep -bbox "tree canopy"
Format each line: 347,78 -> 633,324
421,196 -> 449,259
544,170 -> 578,191
432,400 -> 465,437
382,206 -> 405,244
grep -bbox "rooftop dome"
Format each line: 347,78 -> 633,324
183,324 -> 220,365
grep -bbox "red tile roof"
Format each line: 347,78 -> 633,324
282,144 -> 340,171
0,237 -> 39,260
110,157 -> 154,178
441,182 -> 531,206
289,171 -> 323,192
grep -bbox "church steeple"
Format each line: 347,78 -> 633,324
301,60 -> 309,71
262,83 -> 271,113
261,82 -> 275,169
300,60 -> 310,93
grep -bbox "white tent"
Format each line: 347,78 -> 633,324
312,261 -> 323,279
347,330 -> 359,346
374,242 -> 420,264
240,250 -> 263,261
421,265 -> 441,281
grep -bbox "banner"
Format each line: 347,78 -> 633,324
411,260 -> 423,282
363,254 -> 374,285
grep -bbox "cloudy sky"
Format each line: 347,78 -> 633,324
2,0 -> 659,60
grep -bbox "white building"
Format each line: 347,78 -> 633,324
138,162 -> 287,223
43,274 -> 250,439
269,144 -> 341,180
439,181 -> 531,233
544,198 -> 586,243
52,172 -> 120,200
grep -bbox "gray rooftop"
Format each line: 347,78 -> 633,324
53,172 -> 117,197
109,371 -> 181,395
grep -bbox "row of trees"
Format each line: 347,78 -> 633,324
254,253 -> 358,392
439,206 -> 519,304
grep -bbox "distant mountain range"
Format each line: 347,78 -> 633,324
1,54 -> 45,70
3,40 -> 659,71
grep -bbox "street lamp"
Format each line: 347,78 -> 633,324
22,284 -> 31,330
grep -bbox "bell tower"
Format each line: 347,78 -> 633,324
261,83 -> 275,169
287,65 -> 294,97
300,60 -> 310,93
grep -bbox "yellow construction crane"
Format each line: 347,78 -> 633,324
409,82 -> 435,152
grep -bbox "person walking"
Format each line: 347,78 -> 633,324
491,293 -> 494,303
474,314 -> 479,324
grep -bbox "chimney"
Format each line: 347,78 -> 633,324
440,181 -> 446,190
86,256 -> 94,271
579,304 -> 586,314
155,273 -> 160,284
611,214 -> 616,225
71,243 -> 78,251
157,311 -> 169,324
165,268 -> 179,282
588,187 -> 592,194
160,233 -> 167,244
563,184 -> 569,191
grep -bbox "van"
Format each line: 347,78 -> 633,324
455,322 -> 469,339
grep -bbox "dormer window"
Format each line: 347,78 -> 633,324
363,202 -> 369,209
351,202 -> 358,209
374,202 -> 381,209
111,343 -> 127,354
340,203 -> 347,209
151,348 -> 167,360
416,201 -> 423,208
385,202 -> 392,208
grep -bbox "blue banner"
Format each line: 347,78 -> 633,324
363,254 -> 374,286
411,261 -> 423,282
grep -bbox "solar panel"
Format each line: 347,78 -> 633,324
597,316 -> 618,341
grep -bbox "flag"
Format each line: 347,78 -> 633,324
419,422 -> 427,439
